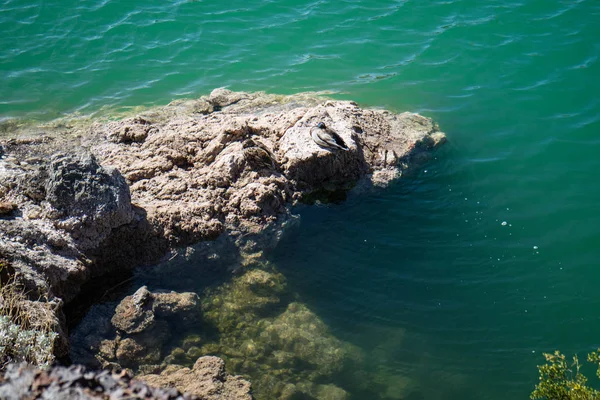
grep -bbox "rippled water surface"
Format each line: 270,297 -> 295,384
3,0 -> 600,398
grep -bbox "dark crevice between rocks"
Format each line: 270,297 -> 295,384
63,267 -> 135,335
64,206 -> 171,344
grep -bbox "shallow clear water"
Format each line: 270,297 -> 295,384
3,0 -> 600,398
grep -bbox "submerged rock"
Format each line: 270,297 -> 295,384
202,268 -> 288,332
71,286 -> 203,370
194,267 -> 363,400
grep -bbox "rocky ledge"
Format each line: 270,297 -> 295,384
0,89 -> 445,399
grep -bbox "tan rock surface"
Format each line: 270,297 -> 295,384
87,89 -> 445,248
141,356 -> 252,400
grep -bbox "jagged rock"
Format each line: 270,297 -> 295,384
88,90 -> 444,247
112,286 -> 202,335
0,363 -> 215,400
140,356 -> 252,400
2,90 -> 443,284
71,286 -> 202,370
0,150 -> 135,360
112,286 -> 156,334
44,152 -> 133,250
0,149 -> 134,306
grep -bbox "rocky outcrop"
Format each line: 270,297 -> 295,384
86,89 -> 445,250
1,89 -> 444,303
0,152 -> 135,358
0,89 -> 445,399
0,150 -> 133,296
0,360 -> 250,400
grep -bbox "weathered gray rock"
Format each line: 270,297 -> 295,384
112,286 -> 156,334
0,149 -> 133,299
0,362 -> 226,400
112,286 -> 202,335
0,150 -> 135,359
44,152 -> 133,250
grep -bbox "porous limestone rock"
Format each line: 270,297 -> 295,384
1,90 -> 445,309
140,356 -> 252,400
44,153 -> 133,250
85,89 -> 445,249
0,150 -> 133,358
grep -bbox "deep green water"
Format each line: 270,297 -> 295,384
3,0 -> 600,398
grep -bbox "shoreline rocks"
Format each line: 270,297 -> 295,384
141,356 -> 252,400
0,89 -> 446,399
0,358 -> 251,400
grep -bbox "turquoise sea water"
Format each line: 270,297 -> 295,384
3,0 -> 600,398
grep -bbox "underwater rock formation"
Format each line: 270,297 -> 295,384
193,267 -> 361,400
69,265 -> 361,399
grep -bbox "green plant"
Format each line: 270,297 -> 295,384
532,350 -> 600,400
